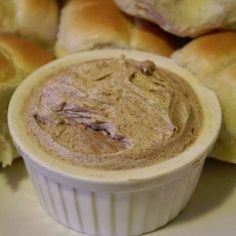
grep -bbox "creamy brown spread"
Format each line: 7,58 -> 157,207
24,56 -> 202,170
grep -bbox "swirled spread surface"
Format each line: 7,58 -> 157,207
25,56 -> 202,170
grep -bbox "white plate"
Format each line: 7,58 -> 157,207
0,158 -> 236,236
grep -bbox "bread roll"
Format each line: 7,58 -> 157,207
0,0 -> 59,47
0,35 -> 54,167
208,64 -> 236,164
113,0 -> 236,37
171,31 -> 236,164
171,32 -> 236,78
55,0 -> 179,57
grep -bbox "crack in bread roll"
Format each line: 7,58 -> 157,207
0,0 -> 59,47
172,31 -> 236,164
0,35 -> 54,167
55,0 -> 182,57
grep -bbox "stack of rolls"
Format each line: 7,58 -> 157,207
54,0 -> 183,57
0,0 -> 236,166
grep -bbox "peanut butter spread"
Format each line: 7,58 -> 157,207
25,56 -> 202,170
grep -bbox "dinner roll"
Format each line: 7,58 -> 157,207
172,31 -> 236,164
0,0 -> 59,47
208,64 -> 236,164
55,0 -> 180,57
0,35 -> 54,167
172,32 -> 236,78
113,0 -> 236,37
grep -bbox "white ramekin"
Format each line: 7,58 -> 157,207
8,50 -> 221,236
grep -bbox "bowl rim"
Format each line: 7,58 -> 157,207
8,49 -> 222,186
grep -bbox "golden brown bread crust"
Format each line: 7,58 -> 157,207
0,0 -> 59,47
0,35 -> 54,167
0,34 -> 54,76
55,0 -> 131,56
130,19 -> 178,56
172,31 -> 236,164
171,31 -> 236,78
55,0 -> 179,57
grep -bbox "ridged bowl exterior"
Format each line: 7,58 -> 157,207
24,157 -> 204,236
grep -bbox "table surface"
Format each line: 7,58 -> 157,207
0,158 -> 236,236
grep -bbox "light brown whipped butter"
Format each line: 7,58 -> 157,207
24,56 -> 202,170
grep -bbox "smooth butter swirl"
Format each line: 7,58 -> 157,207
25,57 -> 202,170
